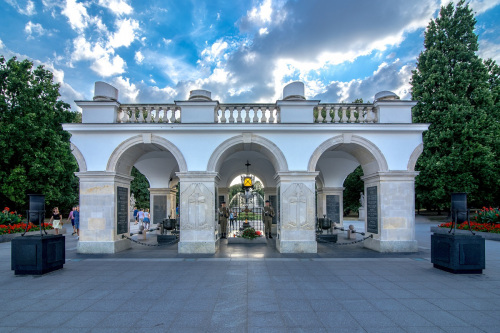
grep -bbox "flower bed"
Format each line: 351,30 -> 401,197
0,222 -> 54,235
473,207 -> 500,224
1,207 -> 23,225
239,228 -> 262,239
438,221 -> 500,233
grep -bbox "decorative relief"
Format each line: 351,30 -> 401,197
281,183 -> 314,230
181,183 -> 213,230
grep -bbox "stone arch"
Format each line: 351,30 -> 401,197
407,143 -> 424,172
70,143 -> 87,172
308,134 -> 389,173
107,134 -> 188,175
207,134 -> 289,173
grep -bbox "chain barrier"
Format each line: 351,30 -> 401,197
121,234 -> 179,247
317,234 -> 373,246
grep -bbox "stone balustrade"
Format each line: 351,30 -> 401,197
117,104 -> 181,123
314,104 -> 378,123
215,104 -> 280,123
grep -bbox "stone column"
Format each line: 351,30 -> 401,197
176,172 -> 219,254
76,172 -> 133,254
362,171 -> 419,252
148,188 -> 169,225
275,172 -> 318,253
168,187 -> 178,218
316,188 -> 325,218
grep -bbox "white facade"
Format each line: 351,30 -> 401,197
64,81 -> 427,254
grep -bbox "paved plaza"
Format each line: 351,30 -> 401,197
1,217 -> 500,332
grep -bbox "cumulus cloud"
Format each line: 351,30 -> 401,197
479,39 -> 500,63
108,18 -> 140,48
469,0 -> 500,14
314,59 -> 414,103
71,36 -> 126,77
98,0 -> 133,16
5,0 -> 36,15
24,21 -> 48,40
61,0 -> 90,32
134,50 -> 144,64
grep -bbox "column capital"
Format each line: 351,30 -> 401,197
176,171 -> 220,182
362,171 -> 419,183
275,171 -> 319,183
75,171 -> 133,183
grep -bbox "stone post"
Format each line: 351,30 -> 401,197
275,172 -> 319,253
176,172 -> 219,254
148,188 -> 169,226
362,171 -> 419,252
76,172 -> 133,254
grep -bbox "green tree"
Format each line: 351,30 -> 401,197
411,1 -> 499,210
0,56 -> 80,214
342,166 -> 364,215
130,167 -> 150,209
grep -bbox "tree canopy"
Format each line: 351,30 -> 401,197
0,56 -> 80,214
130,167 -> 150,209
411,1 -> 500,209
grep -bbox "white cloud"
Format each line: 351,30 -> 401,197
247,0 -> 273,24
24,21 -> 47,40
108,18 -> 140,48
0,39 -> 4,49
112,76 -> 139,102
61,0 -> 90,32
479,39 -> 500,63
91,54 -> 126,77
135,50 -> 144,64
5,0 -> 36,15
98,0 -> 133,16
469,0 -> 500,14
200,40 -> 228,62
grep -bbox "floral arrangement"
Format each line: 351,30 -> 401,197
438,221 -> 500,234
0,207 -> 23,225
239,228 -> 262,239
473,207 -> 500,224
0,222 -> 53,235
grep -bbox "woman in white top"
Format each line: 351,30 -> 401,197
49,207 -> 63,235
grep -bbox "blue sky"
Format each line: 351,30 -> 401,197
1,0 -> 499,111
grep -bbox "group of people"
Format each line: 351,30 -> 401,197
48,206 -> 80,238
132,207 -> 151,230
218,200 -> 275,239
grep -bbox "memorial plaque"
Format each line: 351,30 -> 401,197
326,195 -> 340,223
366,186 -> 378,234
116,186 -> 128,235
269,195 -> 277,224
153,195 -> 167,224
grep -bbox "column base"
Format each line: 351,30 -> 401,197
276,240 -> 317,253
364,238 -> 418,253
178,240 -> 219,254
77,239 -> 131,254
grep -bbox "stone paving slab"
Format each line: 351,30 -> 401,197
1,218 -> 500,332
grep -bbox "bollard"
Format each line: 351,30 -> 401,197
139,225 -> 147,240
348,225 -> 356,240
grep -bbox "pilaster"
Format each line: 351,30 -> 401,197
75,172 -> 133,254
275,172 -> 319,253
361,171 -> 419,252
176,172 -> 219,254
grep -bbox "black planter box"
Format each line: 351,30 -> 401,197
431,233 -> 485,274
11,235 -> 65,275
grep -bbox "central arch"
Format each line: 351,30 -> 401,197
207,134 -> 288,173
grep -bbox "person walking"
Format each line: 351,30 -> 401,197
219,202 -> 229,239
133,206 -> 138,225
143,208 -> 151,231
138,208 -> 145,228
263,200 -> 275,239
49,207 -> 63,235
74,205 -> 80,239
229,211 -> 234,229
67,206 -> 76,235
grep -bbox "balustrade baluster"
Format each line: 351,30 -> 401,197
269,107 -> 275,123
341,107 -> 348,123
324,106 -> 332,123
359,107 -> 366,123
220,107 -> 227,123
333,106 -> 340,123
253,106 -> 259,123
236,107 -> 243,123
316,107 -> 324,123
157,107 -> 163,123
137,107 -> 144,123
116,109 -> 123,123
122,107 -> 130,123
130,107 -> 137,122
244,107 -> 251,123
372,108 -> 378,123
228,107 -> 235,123
146,107 -> 152,123
349,107 -> 357,123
